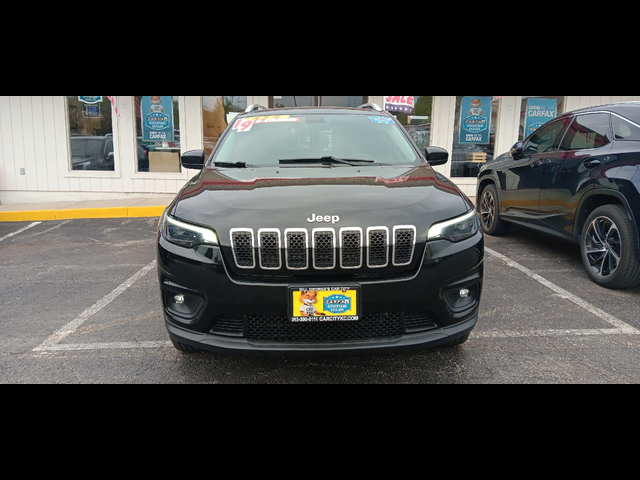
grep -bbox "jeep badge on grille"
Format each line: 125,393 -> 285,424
307,213 -> 340,224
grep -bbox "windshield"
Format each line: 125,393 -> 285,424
211,114 -> 420,166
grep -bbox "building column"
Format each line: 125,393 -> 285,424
430,96 -> 456,176
495,96 -> 522,158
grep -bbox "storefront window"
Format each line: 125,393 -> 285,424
269,96 -> 367,108
452,96 -> 500,178
67,96 -> 115,171
203,96 -> 248,158
519,96 -> 565,141
271,96 -> 316,108
320,96 -> 365,107
394,96 -> 433,150
135,96 -> 181,173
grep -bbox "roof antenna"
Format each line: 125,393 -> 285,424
293,96 -> 298,107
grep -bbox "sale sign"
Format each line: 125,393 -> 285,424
232,115 -> 301,133
385,96 -> 415,114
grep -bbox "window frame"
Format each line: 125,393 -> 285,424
557,111 -> 613,153
134,95 -> 183,175
611,111 -> 640,142
522,118 -> 569,156
63,96 -> 121,179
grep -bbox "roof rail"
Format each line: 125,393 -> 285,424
358,103 -> 384,112
245,104 -> 268,113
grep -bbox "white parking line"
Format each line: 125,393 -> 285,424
42,341 -> 172,351
485,247 -> 640,336
27,220 -> 71,237
0,222 -> 41,242
33,260 -> 157,353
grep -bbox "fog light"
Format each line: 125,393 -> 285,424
444,284 -> 479,314
164,289 -> 204,322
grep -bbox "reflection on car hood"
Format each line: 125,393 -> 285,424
171,165 -> 471,244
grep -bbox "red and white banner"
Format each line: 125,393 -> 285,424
385,96 -> 415,114
107,96 -> 119,116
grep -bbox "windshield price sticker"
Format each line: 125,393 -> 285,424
233,115 -> 301,133
369,116 -> 394,125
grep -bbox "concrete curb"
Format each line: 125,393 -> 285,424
0,206 -> 166,222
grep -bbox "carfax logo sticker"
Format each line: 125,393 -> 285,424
324,294 -> 352,314
233,115 -> 301,133
141,96 -> 174,142
459,96 -> 492,145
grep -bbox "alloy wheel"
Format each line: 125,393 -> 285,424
481,190 -> 496,231
585,216 -> 622,278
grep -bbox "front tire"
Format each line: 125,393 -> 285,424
479,184 -> 509,236
581,205 -> 640,289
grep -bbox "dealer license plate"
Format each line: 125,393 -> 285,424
290,286 -> 360,323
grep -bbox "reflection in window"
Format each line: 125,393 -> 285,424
203,96 -> 248,158
319,96 -> 365,107
452,96 -> 499,178
523,120 -> 566,155
519,96 -> 564,141
560,114 -> 611,151
67,96 -> 115,171
135,96 -> 181,173
613,115 -> 640,141
395,96 -> 433,150
271,96 -> 316,108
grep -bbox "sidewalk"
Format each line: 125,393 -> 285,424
0,197 -> 174,222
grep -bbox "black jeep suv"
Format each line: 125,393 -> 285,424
157,104 -> 484,354
478,102 -> 640,289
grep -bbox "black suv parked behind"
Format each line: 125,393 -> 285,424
478,102 -> 640,289
157,103 -> 484,354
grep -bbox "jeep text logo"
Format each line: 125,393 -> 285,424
307,213 -> 340,224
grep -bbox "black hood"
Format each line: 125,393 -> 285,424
171,164 -> 471,246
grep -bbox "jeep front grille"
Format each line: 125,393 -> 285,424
229,226 -> 416,271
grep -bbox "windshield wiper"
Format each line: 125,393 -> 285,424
279,156 -> 377,166
213,161 -> 249,168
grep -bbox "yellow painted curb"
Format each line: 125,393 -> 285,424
0,210 -> 57,222
0,206 -> 167,223
127,206 -> 167,218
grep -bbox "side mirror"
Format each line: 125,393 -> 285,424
425,146 -> 449,166
510,142 -> 524,159
181,150 -> 206,170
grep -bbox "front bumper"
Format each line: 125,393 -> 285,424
157,231 -> 484,355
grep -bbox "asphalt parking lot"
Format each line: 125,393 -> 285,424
2,217 -> 640,384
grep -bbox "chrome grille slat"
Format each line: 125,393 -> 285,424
367,227 -> 389,268
340,228 -> 363,269
230,225 -> 415,271
312,228 -> 336,270
230,228 -> 255,269
393,226 -> 416,267
285,229 -> 309,270
258,229 -> 282,270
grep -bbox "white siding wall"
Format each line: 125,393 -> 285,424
564,95 -> 640,111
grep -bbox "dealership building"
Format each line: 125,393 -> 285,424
0,95 -> 638,205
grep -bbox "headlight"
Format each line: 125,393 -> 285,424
161,214 -> 218,248
428,210 -> 479,243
